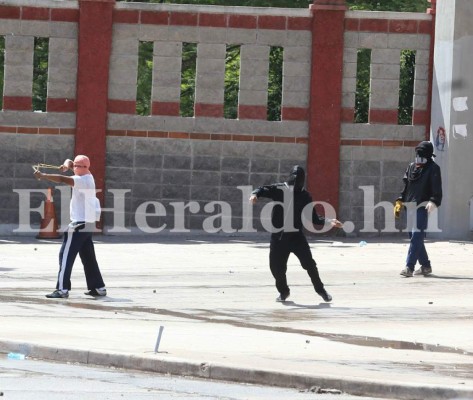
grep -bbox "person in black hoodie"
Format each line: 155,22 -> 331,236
249,165 -> 343,303
396,141 -> 442,277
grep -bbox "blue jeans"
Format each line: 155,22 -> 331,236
405,207 -> 431,270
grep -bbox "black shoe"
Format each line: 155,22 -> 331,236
318,290 -> 332,302
46,290 -> 69,299
84,288 -> 107,297
276,290 -> 290,302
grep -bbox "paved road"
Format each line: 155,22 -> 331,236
0,357 -> 392,400
1,233 -> 473,399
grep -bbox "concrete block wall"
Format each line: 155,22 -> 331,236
340,11 -> 433,233
0,0 -> 436,236
104,3 -> 313,232
0,0 -> 78,231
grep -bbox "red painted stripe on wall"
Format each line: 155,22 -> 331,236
151,101 -> 180,116
228,14 -> 257,29
418,20 -> 432,34
2,96 -> 32,111
106,129 -> 307,145
51,8 -> 79,22
369,109 -> 398,124
359,18 -> 389,32
341,139 -> 420,147
413,109 -> 429,125
0,126 -> 17,133
287,17 -> 312,31
170,12 -> 198,26
108,99 -> 136,114
238,105 -> 267,120
344,18 -> 359,31
258,15 -> 286,30
22,7 -> 50,20
281,107 -> 309,121
0,5 -> 20,19
389,19 -> 418,34
194,103 -> 224,118
47,98 -> 77,112
141,11 -> 169,25
113,9 -> 139,23
199,12 -> 227,28
346,18 -> 432,34
18,127 -> 38,134
341,107 -> 355,122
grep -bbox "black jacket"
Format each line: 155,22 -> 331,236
399,160 -> 442,206
252,184 -> 326,232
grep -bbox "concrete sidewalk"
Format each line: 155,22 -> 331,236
1,233 -> 473,399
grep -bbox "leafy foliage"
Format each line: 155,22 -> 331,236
180,42 -> 197,117
33,37 -> 49,112
268,47 -> 283,121
136,41 -> 154,116
224,45 -> 240,120
398,50 -> 416,125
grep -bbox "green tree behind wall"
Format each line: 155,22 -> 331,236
0,1 -> 429,116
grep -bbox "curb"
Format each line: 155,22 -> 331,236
1,340 -> 472,400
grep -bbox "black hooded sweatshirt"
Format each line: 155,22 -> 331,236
251,166 -> 326,232
399,160 -> 442,207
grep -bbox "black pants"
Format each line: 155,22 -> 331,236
57,223 -> 105,291
269,232 -> 325,295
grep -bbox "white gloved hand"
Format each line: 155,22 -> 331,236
425,201 -> 437,213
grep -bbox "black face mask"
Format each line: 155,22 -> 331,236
414,141 -> 435,164
286,166 -> 305,192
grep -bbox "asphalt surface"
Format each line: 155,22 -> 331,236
1,232 -> 473,399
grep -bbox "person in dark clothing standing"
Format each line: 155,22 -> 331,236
395,141 -> 442,277
249,165 -> 343,303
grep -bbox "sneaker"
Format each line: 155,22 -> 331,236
400,267 -> 414,277
317,290 -> 332,302
414,266 -> 432,276
84,288 -> 107,297
276,290 -> 290,302
45,290 -> 69,299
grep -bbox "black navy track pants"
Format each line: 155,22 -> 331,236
57,223 -> 105,292
269,231 -> 325,296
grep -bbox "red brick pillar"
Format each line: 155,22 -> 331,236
75,0 -> 115,198
307,0 -> 346,213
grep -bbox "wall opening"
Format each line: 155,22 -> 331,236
0,36 -> 4,110
136,41 -> 153,116
224,44 -> 240,120
268,46 -> 283,121
180,42 -> 197,117
354,48 -> 371,123
33,37 -> 49,112
398,49 -> 416,125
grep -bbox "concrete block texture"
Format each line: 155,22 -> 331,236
50,22 -> 77,39
370,80 -> 401,109
0,19 -> 20,35
3,36 -> 34,96
20,20 -> 50,37
388,33 -> 430,50
371,48 -> 401,65
281,90 -> 309,108
284,46 -> 311,63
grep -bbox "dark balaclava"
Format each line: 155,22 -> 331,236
408,141 -> 435,181
286,165 -> 305,192
415,141 -> 435,165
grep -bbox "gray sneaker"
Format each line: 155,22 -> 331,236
414,266 -> 432,276
45,289 -> 69,299
400,267 -> 413,277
